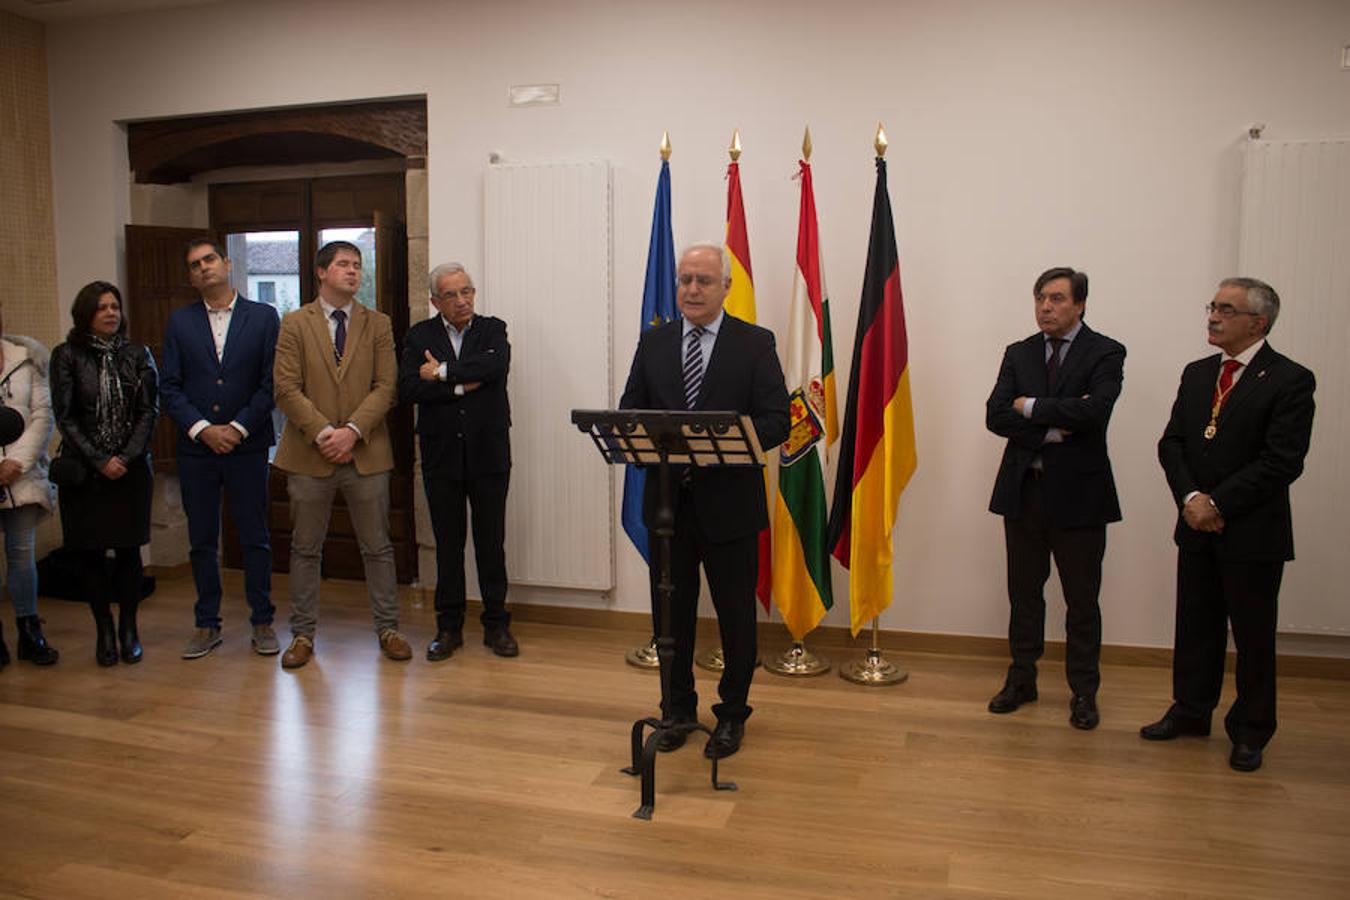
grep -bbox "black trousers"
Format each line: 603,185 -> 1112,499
423,469 -> 510,632
651,486 -> 758,725
1002,472 -> 1106,697
1172,547 -> 1282,749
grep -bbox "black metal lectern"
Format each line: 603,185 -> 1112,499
571,408 -> 766,820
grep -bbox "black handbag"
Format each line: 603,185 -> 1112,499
48,443 -> 88,488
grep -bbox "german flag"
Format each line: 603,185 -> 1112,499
827,156 -> 917,636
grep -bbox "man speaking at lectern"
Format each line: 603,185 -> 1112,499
619,243 -> 789,760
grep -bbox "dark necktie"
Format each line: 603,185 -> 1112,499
333,309 -> 347,362
683,326 -> 706,410
1046,337 -> 1066,391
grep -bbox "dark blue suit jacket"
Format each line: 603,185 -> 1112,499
160,295 -> 279,457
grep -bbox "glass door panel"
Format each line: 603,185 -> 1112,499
225,231 -> 301,316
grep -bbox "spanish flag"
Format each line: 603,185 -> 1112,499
827,156 -> 917,636
724,159 -> 772,611
772,159 -> 839,639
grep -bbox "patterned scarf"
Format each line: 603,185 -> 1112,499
89,334 -> 131,455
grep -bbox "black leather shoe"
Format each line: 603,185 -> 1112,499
656,717 -> 696,753
426,630 -> 464,662
703,720 -> 745,759
988,682 -> 1037,714
16,615 -> 59,666
1230,743 -> 1263,772
484,627 -> 519,658
1139,714 -> 1211,741
1069,694 -> 1099,730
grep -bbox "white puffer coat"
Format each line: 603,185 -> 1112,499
0,335 -> 56,514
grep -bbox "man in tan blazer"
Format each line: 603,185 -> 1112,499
272,240 -> 407,668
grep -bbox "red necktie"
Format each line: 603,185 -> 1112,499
1213,359 -> 1242,410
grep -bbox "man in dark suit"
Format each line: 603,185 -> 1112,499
399,263 -> 517,660
162,239 -> 280,659
619,243 -> 789,759
985,267 -> 1126,730
1143,277 -> 1315,772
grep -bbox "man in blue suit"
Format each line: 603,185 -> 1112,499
162,239 -> 280,659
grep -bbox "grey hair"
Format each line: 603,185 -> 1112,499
1220,276 -> 1280,334
429,262 -> 470,296
679,242 -> 732,283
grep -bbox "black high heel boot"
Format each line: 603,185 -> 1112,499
16,615 -> 60,665
92,602 -> 118,667
118,599 -> 142,665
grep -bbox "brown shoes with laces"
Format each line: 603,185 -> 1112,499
281,635 -> 314,669
379,628 -> 413,661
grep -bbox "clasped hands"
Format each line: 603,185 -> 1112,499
418,350 -> 481,392
316,424 -> 359,464
200,423 -> 244,455
1183,493 -> 1225,533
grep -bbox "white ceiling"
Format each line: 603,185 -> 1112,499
0,0 -> 217,23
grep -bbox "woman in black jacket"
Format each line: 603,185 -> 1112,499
50,281 -> 158,666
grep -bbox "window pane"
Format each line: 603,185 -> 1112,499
226,231 -> 300,316
318,226 -> 377,310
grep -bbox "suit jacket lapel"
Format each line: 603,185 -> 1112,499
1052,325 -> 1091,395
1219,343 -> 1276,422
307,300 -> 341,382
698,318 -> 734,409
218,298 -> 246,371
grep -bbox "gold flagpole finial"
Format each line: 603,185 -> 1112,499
802,126 -> 813,162
660,130 -> 672,161
729,129 -> 742,162
874,122 -> 889,157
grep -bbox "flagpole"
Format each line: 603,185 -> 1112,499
766,125 -> 832,679
838,123 -> 908,687
625,130 -> 674,671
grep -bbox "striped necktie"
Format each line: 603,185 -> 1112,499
683,326 -> 706,410
332,308 -> 348,363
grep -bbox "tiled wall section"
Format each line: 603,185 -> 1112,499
1,11 -> 61,348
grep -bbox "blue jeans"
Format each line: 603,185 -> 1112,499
0,503 -> 42,618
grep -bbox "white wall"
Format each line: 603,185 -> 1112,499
43,0 -> 1350,649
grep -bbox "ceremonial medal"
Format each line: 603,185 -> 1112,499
1203,422 -> 1217,440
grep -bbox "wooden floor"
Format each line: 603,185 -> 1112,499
1,574 -> 1348,899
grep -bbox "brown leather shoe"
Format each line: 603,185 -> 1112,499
379,628 -> 413,661
484,626 -> 519,658
281,635 -> 314,669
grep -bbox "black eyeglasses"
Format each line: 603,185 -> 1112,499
1205,302 -> 1261,319
436,286 -> 476,301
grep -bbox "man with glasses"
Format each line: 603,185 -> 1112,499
985,267 -> 1126,730
163,239 -> 280,659
272,240 -> 405,668
399,263 -> 517,659
619,243 -> 789,760
1143,278 -> 1315,772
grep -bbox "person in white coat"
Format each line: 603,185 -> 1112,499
0,309 -> 59,668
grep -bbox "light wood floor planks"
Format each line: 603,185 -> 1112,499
1,573 -> 1348,899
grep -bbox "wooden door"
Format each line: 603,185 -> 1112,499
123,224 -> 215,474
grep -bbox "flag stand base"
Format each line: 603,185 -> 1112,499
626,637 -> 660,669
765,640 -> 831,677
839,619 -> 907,686
839,649 -> 908,686
696,646 -> 762,672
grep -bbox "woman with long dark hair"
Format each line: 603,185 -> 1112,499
49,281 -> 158,666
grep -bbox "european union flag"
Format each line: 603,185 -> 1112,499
621,159 -> 677,563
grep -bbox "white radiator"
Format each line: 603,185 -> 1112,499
483,160 -> 615,591
1239,139 -> 1350,635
